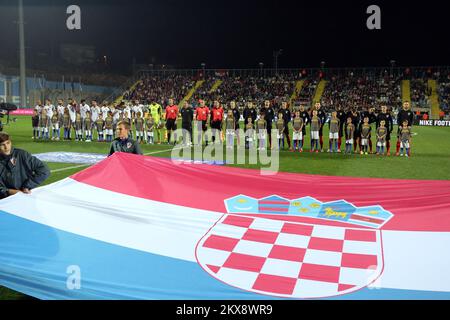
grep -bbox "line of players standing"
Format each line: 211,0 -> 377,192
31,98 -> 153,143
179,98 -> 414,156
31,97 -> 415,156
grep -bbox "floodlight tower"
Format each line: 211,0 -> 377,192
18,0 -> 27,108
273,49 -> 283,76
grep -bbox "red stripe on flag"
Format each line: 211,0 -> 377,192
259,201 -> 290,205
259,207 -> 289,212
350,215 -> 384,224
70,153 -> 450,232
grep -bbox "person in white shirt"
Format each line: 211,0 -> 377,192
123,103 -> 132,121
56,99 -> 65,137
56,99 -> 66,118
34,101 -> 43,139
34,100 -> 43,115
132,100 -> 144,119
43,99 -> 56,139
112,106 -> 121,138
90,100 -> 101,141
79,99 -> 91,132
67,99 -> 77,140
123,103 -> 133,139
101,102 -> 110,121
90,100 -> 100,123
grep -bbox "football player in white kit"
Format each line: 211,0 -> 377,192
101,102 -> 110,121
43,99 -> 56,139
90,100 -> 101,141
112,105 -> 121,139
79,99 -> 91,138
123,102 -> 133,139
34,100 -> 43,139
67,99 -> 77,140
56,99 -> 66,139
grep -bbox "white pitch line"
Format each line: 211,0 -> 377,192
51,164 -> 90,173
144,146 -> 183,155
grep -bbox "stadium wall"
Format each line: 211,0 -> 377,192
0,74 -> 118,107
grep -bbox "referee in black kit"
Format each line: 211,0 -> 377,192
180,101 -> 194,145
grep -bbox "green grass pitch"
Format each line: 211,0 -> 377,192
1,115 -> 450,299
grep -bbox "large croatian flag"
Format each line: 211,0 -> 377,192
1,152 -> 450,300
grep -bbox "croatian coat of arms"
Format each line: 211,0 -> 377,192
196,195 -> 393,299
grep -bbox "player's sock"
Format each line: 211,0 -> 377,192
319,136 -> 323,150
396,140 -> 400,154
369,140 -> 373,153
407,148 -> 410,156
311,139 -> 314,151
168,131 -> 171,144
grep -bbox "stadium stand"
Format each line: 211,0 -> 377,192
320,71 -> 402,112
112,67 -> 448,118
438,74 -> 450,116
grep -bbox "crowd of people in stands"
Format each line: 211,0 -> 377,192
191,76 -> 295,108
410,79 -> 431,109
123,75 -> 195,105
295,79 -> 318,106
320,72 -> 402,113
438,75 -> 450,115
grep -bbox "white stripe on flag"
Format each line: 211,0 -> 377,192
1,178 -> 450,293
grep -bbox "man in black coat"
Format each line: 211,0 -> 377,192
0,133 -> 50,199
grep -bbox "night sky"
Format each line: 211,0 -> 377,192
0,0 -> 449,72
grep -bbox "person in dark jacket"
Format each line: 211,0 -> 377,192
109,121 -> 143,156
180,101 -> 194,145
0,132 -> 50,198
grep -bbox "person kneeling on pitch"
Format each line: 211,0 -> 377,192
109,121 -> 143,156
0,132 -> 50,199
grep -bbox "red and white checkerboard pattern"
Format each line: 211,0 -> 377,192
196,214 -> 383,299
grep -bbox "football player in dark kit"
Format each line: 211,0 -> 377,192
229,101 -> 241,145
395,101 -> 415,156
359,107 -> 377,153
315,102 -> 327,152
376,105 -> 394,156
299,105 -> 310,143
337,105 -> 347,152
180,101 -> 194,145
243,101 -> 257,129
280,101 -> 292,150
261,100 -> 275,149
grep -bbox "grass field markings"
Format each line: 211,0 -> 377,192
50,164 -> 90,173
144,146 -> 183,155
